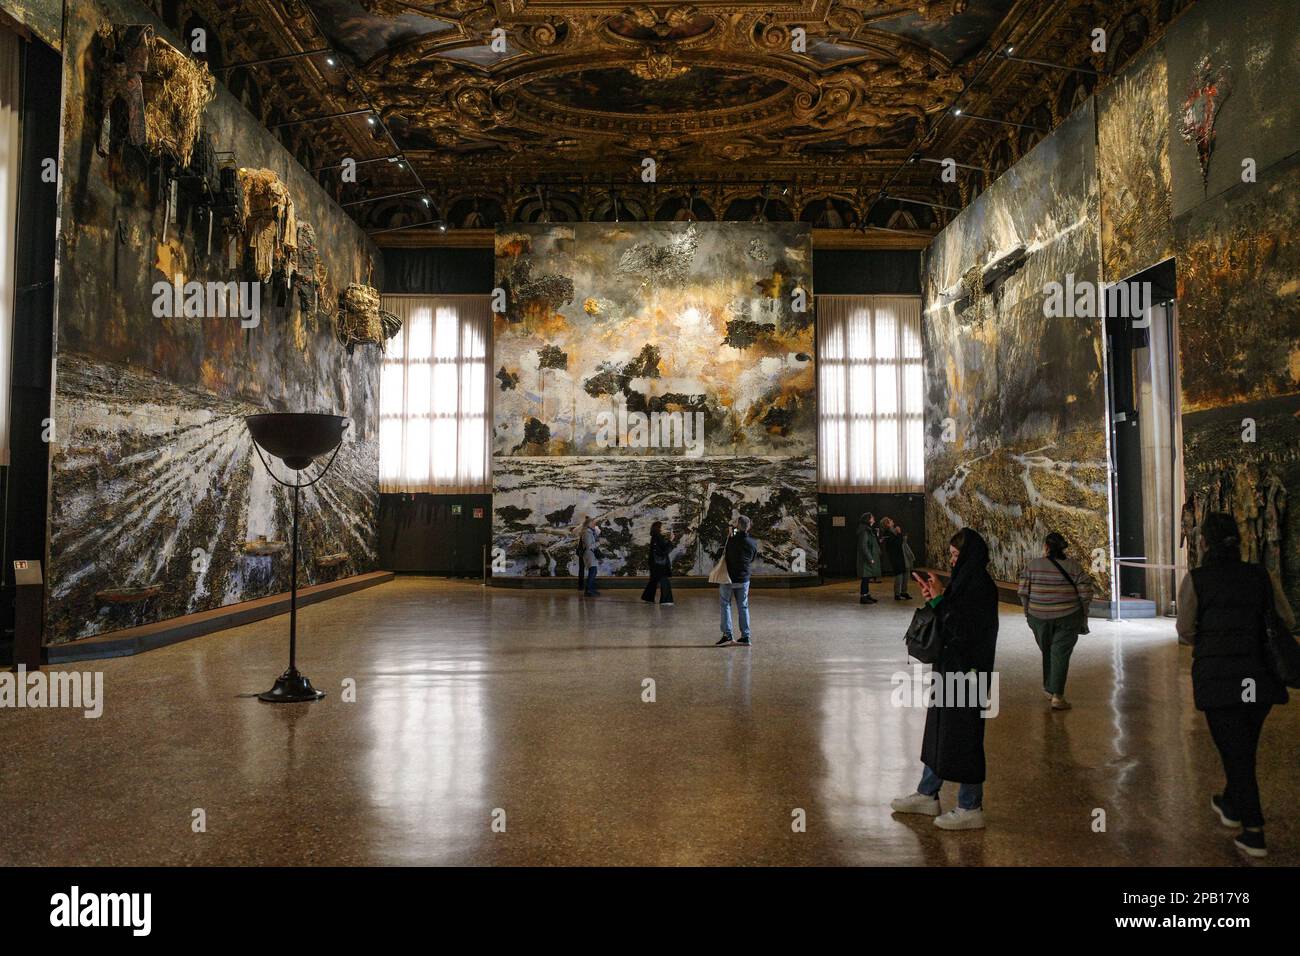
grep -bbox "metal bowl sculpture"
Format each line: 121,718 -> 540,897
244,412 -> 350,703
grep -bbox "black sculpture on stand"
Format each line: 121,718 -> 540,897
244,413 -> 349,703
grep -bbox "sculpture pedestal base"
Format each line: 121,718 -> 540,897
258,668 -> 326,703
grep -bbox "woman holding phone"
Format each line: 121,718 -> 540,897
890,528 -> 999,830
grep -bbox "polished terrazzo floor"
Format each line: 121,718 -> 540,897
2,577 -> 1295,866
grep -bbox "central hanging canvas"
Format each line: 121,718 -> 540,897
492,222 -> 818,578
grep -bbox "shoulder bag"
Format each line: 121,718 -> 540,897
1258,566 -> 1300,688
1046,556 -> 1091,634
904,604 -> 943,664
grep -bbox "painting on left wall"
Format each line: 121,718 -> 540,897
44,0 -> 382,643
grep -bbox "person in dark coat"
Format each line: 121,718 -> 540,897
881,517 -> 915,600
640,521 -> 676,606
856,513 -> 882,604
1176,512 -> 1294,859
891,527 -> 999,830
575,515 -> 590,592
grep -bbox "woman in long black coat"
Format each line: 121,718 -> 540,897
891,527 -> 999,830
640,521 -> 676,605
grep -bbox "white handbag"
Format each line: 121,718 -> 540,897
708,557 -> 732,585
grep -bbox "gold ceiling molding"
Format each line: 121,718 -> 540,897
156,0 -> 1188,237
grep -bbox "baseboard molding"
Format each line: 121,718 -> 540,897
45,571 -> 395,663
488,574 -> 822,589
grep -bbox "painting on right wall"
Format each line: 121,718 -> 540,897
1165,0 -> 1300,606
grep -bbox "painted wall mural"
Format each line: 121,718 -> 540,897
492,222 -> 817,577
1165,0 -> 1300,219
0,0 -> 63,49
922,102 -> 1111,589
1087,0 -> 1298,607
1167,0 -> 1300,608
46,0 -> 382,643
1097,39 -> 1173,283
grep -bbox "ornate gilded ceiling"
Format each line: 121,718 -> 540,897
152,0 -> 1189,241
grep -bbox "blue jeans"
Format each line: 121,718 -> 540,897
584,566 -> 598,595
918,764 -> 982,810
719,582 -> 750,640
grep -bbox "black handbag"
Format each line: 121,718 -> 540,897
904,604 -> 943,664
1259,567 -> 1300,688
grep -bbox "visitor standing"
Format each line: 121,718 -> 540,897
641,521 -> 676,605
581,518 -> 601,597
857,512 -> 882,604
882,517 -> 915,600
715,515 -> 758,646
891,528 -> 999,830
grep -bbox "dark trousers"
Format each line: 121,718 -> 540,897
584,565 -> 599,595
859,576 -> 873,596
577,557 -> 585,591
1204,704 -> 1272,828
1028,613 -> 1081,696
641,568 -> 673,603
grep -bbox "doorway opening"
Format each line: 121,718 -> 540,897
1105,259 -> 1180,617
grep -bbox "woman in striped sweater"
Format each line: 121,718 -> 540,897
1018,532 -> 1094,711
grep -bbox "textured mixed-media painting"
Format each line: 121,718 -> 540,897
922,102 -> 1111,589
45,0 -> 381,643
1097,40 -> 1174,282
492,222 -> 817,577
1173,152 -> 1300,607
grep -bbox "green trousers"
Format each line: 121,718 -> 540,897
1028,613 -> 1082,696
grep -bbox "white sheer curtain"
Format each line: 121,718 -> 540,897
0,27 -> 20,465
817,295 -> 924,493
379,295 -> 492,493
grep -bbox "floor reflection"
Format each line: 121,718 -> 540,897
0,579 -> 1293,865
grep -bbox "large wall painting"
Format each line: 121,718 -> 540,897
1165,0 -> 1300,218
1097,40 -> 1174,282
45,0 -> 382,643
1173,149 -> 1300,608
922,101 -> 1111,589
492,222 -> 817,577
1166,0 -> 1300,607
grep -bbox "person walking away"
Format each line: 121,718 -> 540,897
891,528 -> 999,830
641,521 -> 676,605
857,512 -> 882,604
581,519 -> 601,597
715,515 -> 758,646
1019,532 -> 1094,710
1176,512 -> 1294,859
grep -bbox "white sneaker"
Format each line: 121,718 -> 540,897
890,792 -> 941,816
934,807 -> 986,830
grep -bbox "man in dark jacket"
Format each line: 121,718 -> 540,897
715,515 -> 759,646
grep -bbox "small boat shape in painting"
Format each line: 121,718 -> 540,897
94,584 -> 163,605
243,535 -> 287,556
